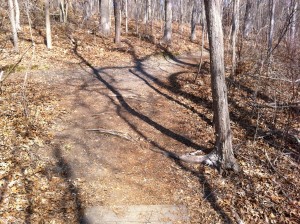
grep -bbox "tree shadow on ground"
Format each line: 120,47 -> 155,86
69,36 -> 235,223
53,146 -> 88,224
127,38 -> 298,161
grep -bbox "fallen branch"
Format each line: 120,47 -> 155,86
86,128 -> 134,141
0,44 -> 33,84
247,74 -> 300,84
250,101 -> 300,109
264,148 -> 277,172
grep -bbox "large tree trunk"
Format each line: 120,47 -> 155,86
100,0 -> 111,37
268,0 -> 276,57
231,0 -> 239,77
243,0 -> 252,38
190,0 -> 197,41
8,0 -> 19,52
135,0 -> 139,34
142,0 -> 147,24
180,0 -> 239,172
125,0 -> 128,33
146,0 -> 153,35
290,1 -> 298,43
114,0 -> 121,44
59,0 -> 68,23
45,0 -> 52,49
204,0 -> 239,172
14,0 -> 21,31
195,1 -> 206,82
162,0 -> 172,44
179,0 -> 183,34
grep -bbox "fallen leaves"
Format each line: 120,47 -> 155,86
0,80 -> 80,223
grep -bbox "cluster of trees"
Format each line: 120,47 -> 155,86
5,1 -> 299,50
3,0 -> 299,172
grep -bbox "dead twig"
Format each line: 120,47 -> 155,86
86,128 -> 134,141
250,101 -> 300,109
92,112 -> 115,117
231,207 -> 244,224
264,148 -> 277,172
0,44 -> 33,84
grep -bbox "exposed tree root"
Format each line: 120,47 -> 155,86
179,151 -> 219,167
86,128 -> 134,141
179,150 -> 240,173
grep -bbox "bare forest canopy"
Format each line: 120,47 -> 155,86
0,0 -> 299,223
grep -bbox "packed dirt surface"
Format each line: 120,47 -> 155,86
29,50 -> 218,223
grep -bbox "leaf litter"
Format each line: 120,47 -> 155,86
0,21 -> 299,224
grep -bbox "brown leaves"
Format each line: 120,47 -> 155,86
0,80 -> 79,223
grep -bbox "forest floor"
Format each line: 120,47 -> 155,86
0,23 -> 299,223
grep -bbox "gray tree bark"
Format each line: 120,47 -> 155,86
162,0 -> 172,44
100,0 -> 111,37
268,0 -> 276,57
45,0 -> 52,49
290,1 -> 298,43
135,0 -> 140,34
8,0 -> 19,52
14,0 -> 21,31
146,0 -> 153,35
190,0 -> 197,41
59,0 -> 68,23
114,0 -> 121,44
231,0 -> 239,77
179,0 -> 183,34
195,1 -> 206,82
179,0 -> 239,172
243,0 -> 252,38
125,0 -> 128,33
204,0 -> 239,172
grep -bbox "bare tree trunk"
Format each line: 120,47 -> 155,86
268,0 -> 276,57
204,0 -> 239,172
125,0 -> 128,33
290,1 -> 297,43
24,0 -> 34,45
14,0 -> 21,31
162,0 -> 172,44
190,0 -> 197,41
243,0 -> 252,38
65,0 -> 69,22
147,0 -> 153,35
135,0 -> 139,34
45,0 -> 52,49
142,0 -> 147,24
195,1 -> 206,82
179,0 -> 183,34
59,0 -> 65,22
8,0 -> 19,52
59,0 -> 69,23
114,0 -> 121,44
100,0 -> 111,37
231,0 -> 239,77
145,0 -> 151,34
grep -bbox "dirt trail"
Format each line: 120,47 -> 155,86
33,50 -> 211,223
